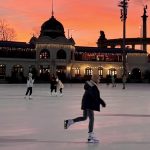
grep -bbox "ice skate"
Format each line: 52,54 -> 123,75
64,119 -> 74,129
29,96 -> 32,100
88,137 -> 99,143
87,132 -> 99,143
53,92 -> 57,96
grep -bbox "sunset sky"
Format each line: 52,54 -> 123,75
0,0 -> 150,50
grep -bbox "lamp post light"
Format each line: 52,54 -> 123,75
118,0 -> 129,89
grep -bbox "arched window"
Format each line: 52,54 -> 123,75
75,68 -> 80,76
0,64 -> 6,77
57,49 -> 66,59
98,67 -> 103,76
108,68 -> 117,76
40,49 -> 50,59
12,65 -> 23,73
85,67 -> 93,75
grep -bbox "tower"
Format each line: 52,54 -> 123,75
35,0 -> 75,80
141,5 -> 148,51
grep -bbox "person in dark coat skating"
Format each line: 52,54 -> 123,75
50,74 -> 58,96
64,74 -> 106,143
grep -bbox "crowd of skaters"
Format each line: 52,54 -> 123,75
24,73 -> 106,143
24,73 -> 64,99
24,72 -> 118,100
23,73 -> 108,143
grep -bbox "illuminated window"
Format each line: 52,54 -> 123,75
98,67 -> 103,76
40,49 -> 50,59
85,67 -> 93,75
75,68 -> 80,75
0,64 -> 6,75
108,68 -> 117,76
39,65 -> 50,74
13,65 -> 23,73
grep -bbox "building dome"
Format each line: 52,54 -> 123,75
40,16 -> 65,39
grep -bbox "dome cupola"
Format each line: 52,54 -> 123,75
40,15 -> 65,39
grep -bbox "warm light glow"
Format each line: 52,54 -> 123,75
0,0 -> 150,53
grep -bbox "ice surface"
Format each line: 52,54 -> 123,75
0,83 -> 150,150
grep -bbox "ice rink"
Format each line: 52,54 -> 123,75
0,83 -> 150,150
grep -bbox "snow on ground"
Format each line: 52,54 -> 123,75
0,83 -> 150,150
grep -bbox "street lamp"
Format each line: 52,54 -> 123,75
118,0 -> 129,89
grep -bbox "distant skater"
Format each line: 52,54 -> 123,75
106,75 -> 110,86
64,74 -> 106,143
58,79 -> 64,96
50,74 -> 58,96
24,73 -> 34,99
111,75 -> 116,87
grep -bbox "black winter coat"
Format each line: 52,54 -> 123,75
81,80 -> 106,111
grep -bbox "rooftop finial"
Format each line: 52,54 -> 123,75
144,5 -> 147,16
52,0 -> 54,16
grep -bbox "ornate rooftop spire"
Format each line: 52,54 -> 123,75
52,0 -> 54,16
143,5 -> 147,16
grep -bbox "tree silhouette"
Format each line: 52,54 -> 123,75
0,19 -> 16,41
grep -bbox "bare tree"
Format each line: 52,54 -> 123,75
0,19 -> 16,41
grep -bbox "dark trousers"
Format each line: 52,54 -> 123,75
25,87 -> 32,96
51,86 -> 57,93
73,109 -> 94,133
60,88 -> 62,93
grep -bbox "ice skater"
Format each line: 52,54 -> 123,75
24,73 -> 34,99
57,79 -> 64,96
106,75 -> 110,86
50,74 -> 58,96
111,75 -> 116,87
64,74 -> 106,143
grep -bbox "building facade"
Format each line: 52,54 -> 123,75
0,14 -> 150,83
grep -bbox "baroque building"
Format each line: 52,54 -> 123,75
0,12 -> 150,83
